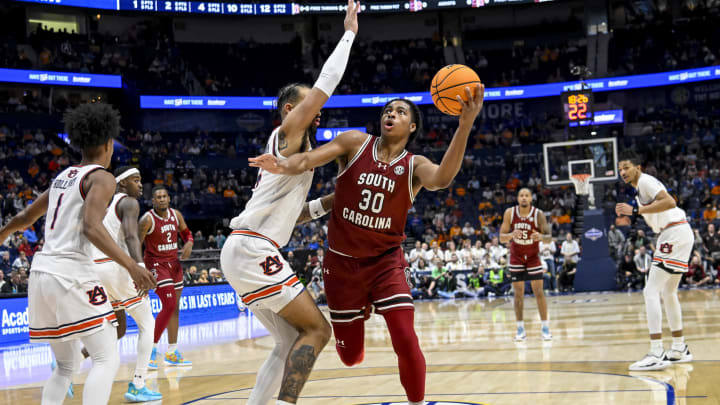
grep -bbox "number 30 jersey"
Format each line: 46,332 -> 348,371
328,135 -> 415,259
31,164 -> 106,282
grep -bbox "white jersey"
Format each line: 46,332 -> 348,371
229,128 -> 314,247
32,164 -> 106,282
635,173 -> 687,234
90,193 -> 129,260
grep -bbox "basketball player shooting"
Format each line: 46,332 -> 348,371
616,152 -> 693,371
250,84 -> 485,405
139,186 -> 194,368
499,188 -> 553,342
220,1 -> 359,404
0,103 -> 156,405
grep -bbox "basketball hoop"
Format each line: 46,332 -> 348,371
570,174 -> 592,196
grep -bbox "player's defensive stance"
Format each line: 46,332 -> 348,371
221,2 -> 358,404
89,166 -> 162,402
499,187 -> 552,341
250,85 -> 485,405
0,103 -> 156,404
616,152 -> 693,371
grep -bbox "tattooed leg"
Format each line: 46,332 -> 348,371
278,344 -> 317,402
276,290 -> 331,403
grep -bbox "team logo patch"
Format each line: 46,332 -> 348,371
394,165 -> 405,175
67,169 -> 79,178
659,243 -> 674,254
404,267 -> 413,289
86,286 -> 108,306
584,228 -> 603,241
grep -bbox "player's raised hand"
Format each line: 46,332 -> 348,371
248,153 -> 284,174
457,83 -> 485,127
344,0 -> 360,35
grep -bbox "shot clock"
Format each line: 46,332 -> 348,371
561,89 -> 594,125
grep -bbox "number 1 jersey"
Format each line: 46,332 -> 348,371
328,135 -> 415,259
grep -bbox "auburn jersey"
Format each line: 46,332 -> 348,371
328,135 -> 415,258
509,205 -> 541,258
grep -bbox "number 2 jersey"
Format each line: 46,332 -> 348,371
328,135 -> 415,258
31,164 -> 106,282
141,208 -> 180,262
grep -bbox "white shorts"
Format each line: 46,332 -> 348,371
652,222 -> 693,274
94,259 -> 145,311
220,231 -> 304,313
29,271 -> 117,343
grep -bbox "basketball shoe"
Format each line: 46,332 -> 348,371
165,349 -> 192,366
148,347 -> 159,370
124,382 -> 163,402
514,325 -> 526,342
663,345 -> 693,363
541,325 -> 553,341
50,359 -> 74,398
629,353 -> 668,371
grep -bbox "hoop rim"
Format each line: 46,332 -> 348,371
570,173 -> 593,182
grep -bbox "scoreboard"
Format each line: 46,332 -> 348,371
15,0 -> 553,15
561,89 -> 593,125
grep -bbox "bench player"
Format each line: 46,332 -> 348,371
250,85 -> 485,405
499,187 -> 552,342
0,103 -> 156,404
139,186 -> 194,368
616,152 -> 693,371
220,2 -> 358,403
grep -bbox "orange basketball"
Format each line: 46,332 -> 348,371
430,64 -> 481,116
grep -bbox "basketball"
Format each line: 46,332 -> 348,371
430,64 -> 481,116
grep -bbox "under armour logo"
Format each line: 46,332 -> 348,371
377,162 -> 388,170
337,339 -> 345,347
166,293 -> 173,298
324,267 -> 330,274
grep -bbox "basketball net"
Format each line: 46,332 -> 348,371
571,174 -> 595,209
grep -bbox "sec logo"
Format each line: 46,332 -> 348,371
394,165 -> 405,175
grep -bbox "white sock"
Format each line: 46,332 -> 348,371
650,339 -> 664,357
672,336 -> 685,350
277,400 -> 294,405
128,299 -> 154,388
517,321 -> 524,329
133,374 -> 145,389
541,320 -> 549,329
409,401 -> 426,405
167,344 -> 177,353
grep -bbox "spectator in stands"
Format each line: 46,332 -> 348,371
0,251 -> 11,276
619,254 -> 643,290
426,241 -> 444,263
209,268 -> 224,283
608,224 -> 625,260
193,231 -> 208,249
633,246 -> 652,277
684,256 -> 713,287
703,223 -> 720,267
308,270 -> 326,305
444,241 -> 459,263
408,241 -> 423,268
467,267 -> 486,297
184,265 -> 199,285
16,236 -> 33,258
12,251 -> 29,273
196,269 -> 210,284
539,239 -> 558,292
435,268 -> 459,299
633,229 -> 652,252
461,222 -> 475,238
488,237 -> 507,263
561,233 -> 580,267
1,271 -> 26,294
484,260 -> 510,297
558,259 -> 577,292
22,226 -> 38,245
703,203 -> 717,222
0,271 -> 6,292
216,229 -> 227,249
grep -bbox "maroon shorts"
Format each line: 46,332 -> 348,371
145,258 -> 183,291
324,247 -> 413,325
509,253 -> 544,282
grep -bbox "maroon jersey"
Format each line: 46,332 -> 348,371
328,135 -> 414,258
142,208 -> 180,261
509,205 -> 541,258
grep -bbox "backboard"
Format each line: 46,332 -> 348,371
543,137 -> 618,186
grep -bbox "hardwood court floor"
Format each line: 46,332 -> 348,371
3,289 -> 720,404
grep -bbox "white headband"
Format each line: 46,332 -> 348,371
115,168 -> 140,183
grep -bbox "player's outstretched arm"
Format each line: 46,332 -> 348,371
249,130 -> 366,175
296,193 -> 335,225
83,170 -> 156,291
138,213 -> 152,243
276,0 -> 359,156
0,190 -> 49,245
412,84 -> 485,192
499,208 -> 521,244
